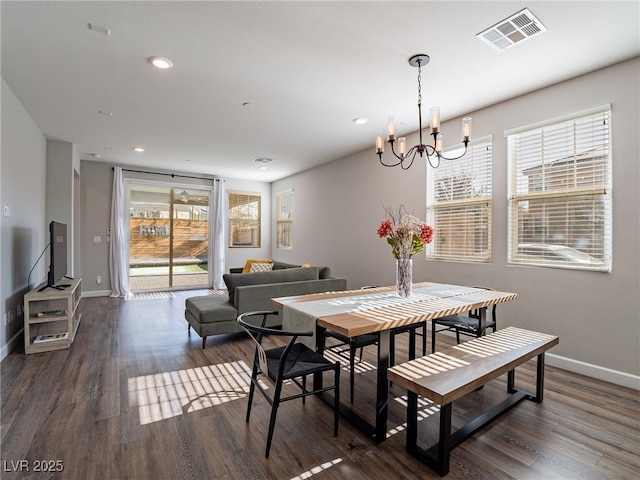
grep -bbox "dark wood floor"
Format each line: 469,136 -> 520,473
2,291 -> 638,479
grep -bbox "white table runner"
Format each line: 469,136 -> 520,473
283,284 -> 482,348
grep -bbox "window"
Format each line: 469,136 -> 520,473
506,106 -> 611,271
426,137 -> 493,262
276,190 -> 293,249
228,192 -> 261,248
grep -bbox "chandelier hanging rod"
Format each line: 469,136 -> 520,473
376,54 -> 472,169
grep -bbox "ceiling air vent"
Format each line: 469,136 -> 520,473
477,8 -> 547,52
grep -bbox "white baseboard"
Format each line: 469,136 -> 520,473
82,289 -> 112,298
546,353 -> 640,391
0,327 -> 24,361
433,327 -> 639,390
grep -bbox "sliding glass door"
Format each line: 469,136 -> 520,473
128,182 -> 210,291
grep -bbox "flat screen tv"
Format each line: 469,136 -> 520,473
46,221 -> 69,289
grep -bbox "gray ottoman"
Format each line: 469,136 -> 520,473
185,295 -> 240,348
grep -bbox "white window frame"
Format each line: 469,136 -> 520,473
276,189 -> 293,249
228,191 -> 261,248
426,136 -> 493,262
505,105 -> 612,271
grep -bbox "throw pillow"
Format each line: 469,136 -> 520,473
242,259 -> 272,273
249,262 -> 274,273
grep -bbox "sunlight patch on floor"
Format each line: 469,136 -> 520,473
386,395 -> 440,438
128,289 -> 223,301
322,348 -> 376,375
128,360 -> 252,425
289,458 -> 343,480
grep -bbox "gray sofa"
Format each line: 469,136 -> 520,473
185,261 -> 347,348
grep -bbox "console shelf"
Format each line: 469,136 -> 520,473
24,277 -> 82,354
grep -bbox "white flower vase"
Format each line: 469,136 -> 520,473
396,258 -> 413,297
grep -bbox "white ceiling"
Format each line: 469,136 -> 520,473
2,1 -> 639,182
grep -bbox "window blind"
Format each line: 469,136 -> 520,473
507,108 -> 611,271
276,190 -> 293,249
228,192 -> 261,248
426,138 -> 492,262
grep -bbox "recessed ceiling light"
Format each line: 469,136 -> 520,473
148,56 -> 173,69
132,146 -> 145,152
353,117 -> 368,125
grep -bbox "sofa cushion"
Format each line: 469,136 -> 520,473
271,260 -> 331,279
185,295 -> 238,324
271,260 -> 302,270
223,266 -> 320,304
242,258 -> 272,273
317,266 -> 332,279
249,262 -> 274,272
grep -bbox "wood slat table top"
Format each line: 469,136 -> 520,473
273,283 -> 517,338
387,327 -> 559,405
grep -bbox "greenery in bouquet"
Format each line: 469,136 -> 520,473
376,205 -> 434,260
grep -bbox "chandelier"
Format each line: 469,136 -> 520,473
376,54 -> 472,169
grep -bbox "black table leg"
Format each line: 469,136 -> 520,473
437,403 -> 453,476
314,325 -> 327,391
507,368 -> 516,393
535,353 -> 545,402
406,390 -> 418,454
374,329 -> 390,442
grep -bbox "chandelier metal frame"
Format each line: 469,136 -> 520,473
376,54 -> 472,169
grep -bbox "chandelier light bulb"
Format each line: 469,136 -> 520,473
430,107 -> 441,133
398,137 -> 407,158
435,133 -> 443,154
463,117 -> 472,141
375,135 -> 384,154
387,117 -> 396,141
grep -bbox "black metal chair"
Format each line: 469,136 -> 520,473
237,310 -> 340,458
431,287 -> 498,352
324,286 -> 427,403
324,324 -> 427,402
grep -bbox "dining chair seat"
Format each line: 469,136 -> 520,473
431,286 -> 498,352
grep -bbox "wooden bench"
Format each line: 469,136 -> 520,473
387,326 -> 559,476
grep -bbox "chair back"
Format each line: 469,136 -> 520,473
468,287 -> 497,320
237,310 -> 315,381
238,311 -> 273,376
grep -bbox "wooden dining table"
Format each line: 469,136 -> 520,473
272,282 -> 518,443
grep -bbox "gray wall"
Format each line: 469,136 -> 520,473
271,58 -> 640,388
46,140 -> 80,277
80,162 -> 113,295
0,78 -> 47,357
